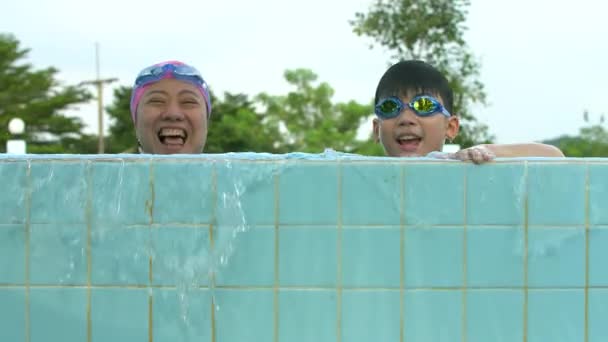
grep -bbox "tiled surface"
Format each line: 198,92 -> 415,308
0,288 -> 25,342
341,164 -> 401,225
153,288 -> 211,342
2,157 -> 607,341
404,163 -> 465,225
0,161 -> 28,224
91,226 -> 150,285
30,224 -> 88,285
341,290 -> 400,342
279,163 -> 338,225
151,226 -> 211,286
404,227 -> 464,288
278,290 -> 337,342
279,226 -> 337,287
528,164 -> 586,225
30,161 -> 88,224
0,225 -> 26,284
91,161 -> 151,225
30,288 -> 87,342
528,228 -> 585,287
404,290 -> 462,341
152,162 -> 214,224
589,228 -> 608,286
467,164 -> 526,225
528,290 -> 585,342
215,226 -> 275,286
589,289 -> 608,342
215,289 -> 274,342
342,227 -> 401,288
467,290 -> 523,342
467,227 -> 525,287
91,288 -> 149,342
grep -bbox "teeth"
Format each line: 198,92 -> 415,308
398,135 -> 419,141
159,128 -> 186,137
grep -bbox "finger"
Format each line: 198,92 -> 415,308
470,148 -> 485,164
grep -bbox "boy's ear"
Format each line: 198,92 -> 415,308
372,118 -> 380,143
446,115 -> 460,141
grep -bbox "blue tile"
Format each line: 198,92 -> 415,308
91,161 -> 151,225
279,163 -> 338,225
467,290 -> 523,342
590,165 -> 608,224
151,226 -> 211,286
589,289 -> 608,342
216,162 -> 276,226
0,225 -> 25,284
153,288 -> 211,342
528,290 -> 584,342
215,289 -> 273,342
467,227 -> 525,287
404,164 -> 465,225
30,161 -> 88,224
30,224 -> 87,285
404,290 -> 461,341
279,227 -> 337,287
590,228 -> 608,286
153,162 -> 213,224
341,290 -> 400,342
404,227 -> 464,288
215,226 -> 274,286
467,164 -> 526,225
528,228 -> 585,287
342,227 -> 400,288
0,161 -> 27,224
528,164 -> 586,225
30,288 -> 87,342
342,164 -> 401,225
0,289 -> 25,342
91,226 -> 150,285
92,289 -> 149,341
278,290 -> 336,342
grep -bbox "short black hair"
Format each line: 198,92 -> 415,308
374,60 -> 454,114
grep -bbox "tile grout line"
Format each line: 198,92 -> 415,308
523,161 -> 529,342
400,166 -> 405,342
585,163 -> 590,342
210,164 -> 217,342
274,172 -> 280,342
336,162 -> 343,342
462,166 -> 468,342
86,161 -> 93,342
148,161 -> 155,342
25,160 -> 31,342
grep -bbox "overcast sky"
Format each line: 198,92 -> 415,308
2,0 -> 607,144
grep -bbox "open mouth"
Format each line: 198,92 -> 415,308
158,128 -> 187,147
396,135 -> 421,152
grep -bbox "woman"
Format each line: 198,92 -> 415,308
130,60 -> 212,154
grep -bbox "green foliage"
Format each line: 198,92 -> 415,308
0,33 -> 92,153
544,112 -> 608,157
258,69 -> 374,153
350,0 -> 494,147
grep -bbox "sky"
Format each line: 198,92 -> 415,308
1,0 -> 607,144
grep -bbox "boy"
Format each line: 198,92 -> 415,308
372,60 -> 564,163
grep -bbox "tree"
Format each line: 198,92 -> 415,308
350,0 -> 494,148
543,111 -> 608,157
105,85 -> 137,153
258,68 -> 374,153
0,34 -> 92,153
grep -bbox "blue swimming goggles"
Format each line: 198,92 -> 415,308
134,63 -> 209,90
375,95 -> 451,119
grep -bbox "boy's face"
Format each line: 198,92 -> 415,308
373,91 -> 459,157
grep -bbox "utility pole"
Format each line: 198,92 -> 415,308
80,43 -> 118,154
